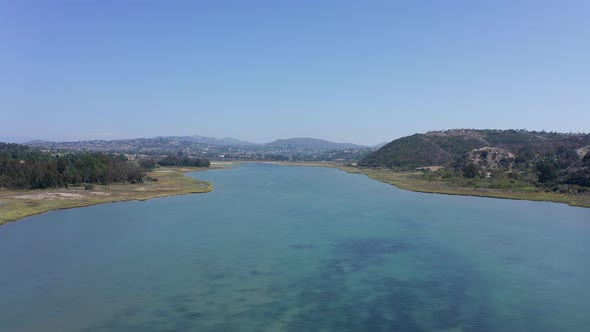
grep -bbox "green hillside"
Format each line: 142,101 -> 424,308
359,129 -> 590,168
359,132 -> 488,167
358,129 -> 590,196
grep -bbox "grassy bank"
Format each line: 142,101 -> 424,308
0,167 -> 215,225
337,166 -> 590,208
276,162 -> 590,208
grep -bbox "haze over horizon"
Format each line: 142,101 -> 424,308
2,1 -> 589,145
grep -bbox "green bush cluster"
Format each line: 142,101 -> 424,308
0,143 -> 147,190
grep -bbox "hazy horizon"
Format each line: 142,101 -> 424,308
4,127 -> 590,147
2,1 -> 589,145
0,133 -> 379,145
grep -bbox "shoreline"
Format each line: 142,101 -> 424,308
0,166 -> 218,226
274,162 -> 590,209
2,161 -> 588,226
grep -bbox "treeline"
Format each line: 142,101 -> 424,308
535,151 -> 590,188
158,155 -> 211,167
0,143 -> 146,190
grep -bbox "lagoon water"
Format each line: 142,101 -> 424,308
1,164 -> 590,331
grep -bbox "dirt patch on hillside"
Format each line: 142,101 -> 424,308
416,166 -> 444,171
89,192 -> 112,196
575,145 -> 589,158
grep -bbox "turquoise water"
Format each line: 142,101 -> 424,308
1,164 -> 589,331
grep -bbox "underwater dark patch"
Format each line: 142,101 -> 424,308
318,237 -> 413,274
153,308 -> 169,318
289,244 -> 317,250
336,237 -> 411,256
122,307 -> 141,317
276,241 -> 500,332
249,270 -> 263,276
183,311 -> 203,320
205,272 -> 227,280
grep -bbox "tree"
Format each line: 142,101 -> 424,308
536,160 -> 557,183
0,144 -> 148,189
462,163 -> 479,178
139,159 -> 157,170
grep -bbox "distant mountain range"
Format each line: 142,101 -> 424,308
20,135 -> 374,162
24,135 -> 369,150
266,138 -> 366,150
159,135 -> 256,146
0,136 -> 38,144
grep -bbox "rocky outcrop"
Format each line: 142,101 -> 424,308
458,147 -> 515,171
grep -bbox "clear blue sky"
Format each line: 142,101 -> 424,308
1,1 -> 589,145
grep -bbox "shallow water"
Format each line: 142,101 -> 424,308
1,164 -> 589,331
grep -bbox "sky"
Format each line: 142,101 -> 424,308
1,0 -> 589,145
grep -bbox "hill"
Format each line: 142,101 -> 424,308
359,129 -> 590,168
161,135 -> 255,146
357,129 -> 590,196
372,142 -> 390,149
266,138 -> 366,150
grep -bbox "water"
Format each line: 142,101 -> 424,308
1,164 -> 589,331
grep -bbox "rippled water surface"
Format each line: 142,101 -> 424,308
1,164 -> 589,331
